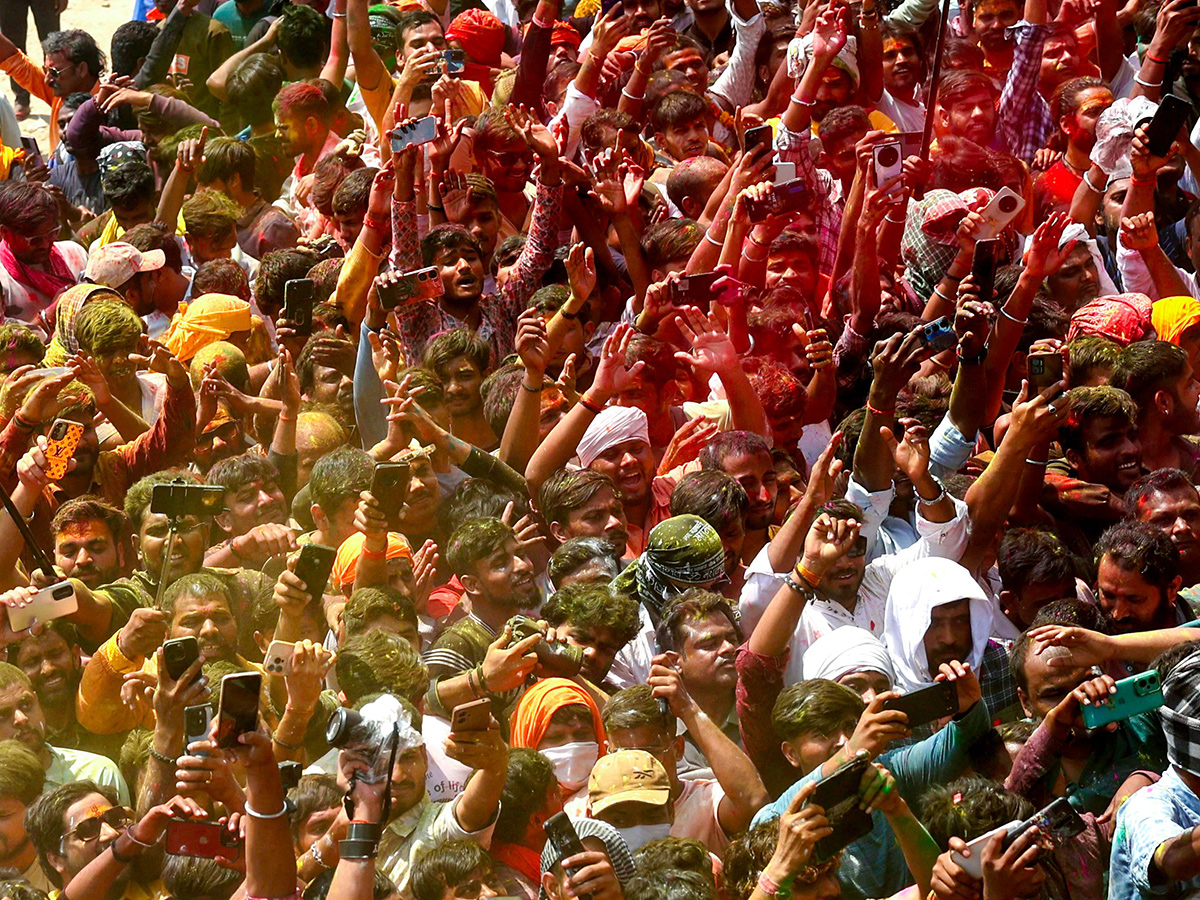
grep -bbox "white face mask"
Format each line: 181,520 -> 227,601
616,822 -> 671,853
539,741 -> 600,792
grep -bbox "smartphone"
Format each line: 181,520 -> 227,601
43,419 -> 84,483
953,797 -> 1084,878
214,672 -> 261,749
28,367 -> 72,379
600,0 -> 624,17
389,116 -> 438,153
293,543 -> 336,607
872,139 -> 904,194
371,462 -> 411,531
19,136 -> 43,170
920,316 -> 957,353
184,703 -> 213,756
673,271 -> 723,304
742,124 -> 772,156
972,238 -> 1000,306
543,813 -> 593,900
263,639 -> 295,677
6,581 -> 77,633
451,698 -> 493,732
166,819 -> 241,861
282,278 -> 315,337
881,681 -> 957,729
1080,670 -> 1164,729
150,483 -> 225,519
773,160 -> 796,184
1027,350 -> 1064,396
1145,95 -> 1193,158
746,179 -> 807,223
377,266 -> 444,310
974,187 -> 1025,241
809,754 -> 874,861
163,636 -> 200,681
441,49 -> 466,75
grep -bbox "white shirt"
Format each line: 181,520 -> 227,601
738,497 -> 972,687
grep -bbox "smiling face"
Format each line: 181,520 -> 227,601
587,440 -> 656,509
218,477 -> 287,537
1066,413 -> 1142,492
14,629 -> 79,713
716,450 -> 777,531
169,592 -> 238,663
137,512 -> 208,583
662,48 -> 709,94
936,86 -> 997,145
478,136 -> 534,194
882,35 -> 922,94
464,536 -> 538,609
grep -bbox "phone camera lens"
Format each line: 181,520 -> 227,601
999,196 -> 1017,213
878,147 -> 899,167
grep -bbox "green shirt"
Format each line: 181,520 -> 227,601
46,745 -> 131,806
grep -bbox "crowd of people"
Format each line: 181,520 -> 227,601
0,0 -> 1199,896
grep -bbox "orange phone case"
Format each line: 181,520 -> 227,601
43,419 -> 83,482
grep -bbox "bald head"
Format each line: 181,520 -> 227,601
297,411 -> 347,487
667,157 -> 729,220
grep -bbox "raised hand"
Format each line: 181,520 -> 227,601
673,306 -> 738,375
880,418 -> 932,485
1120,210 -> 1160,252
565,241 -> 597,301
764,782 -> 832,884
589,323 -> 645,401
515,308 -> 550,379
506,105 -> 558,161
801,431 -> 844,508
177,125 -> 209,173
811,5 -> 849,61
657,415 -> 720,475
800,511 -> 861,580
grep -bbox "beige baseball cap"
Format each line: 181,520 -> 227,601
83,241 -> 165,289
588,749 -> 671,817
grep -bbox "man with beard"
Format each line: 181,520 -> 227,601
424,330 -> 497,451
297,328 -> 356,428
537,469 -> 630,560
75,572 -> 251,735
8,621 -> 122,759
967,0 -> 1021,76
51,498 -> 131,591
0,183 -> 88,339
25,782 -> 142,899
62,470 -> 274,658
1126,470 -> 1200,590
424,518 -> 543,721
1111,341 -> 1200,478
931,70 -> 999,150
1044,386 -> 1144,540
1095,522 -> 1199,632
0,664 -> 128,801
883,557 -> 1021,723
273,83 -> 339,230
204,454 -> 298,569
699,432 -> 777,566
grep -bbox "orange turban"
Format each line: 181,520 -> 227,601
164,293 -> 252,362
1152,296 -> 1200,347
510,677 -> 607,753
551,21 -> 582,49
446,9 -> 506,66
332,532 -> 413,588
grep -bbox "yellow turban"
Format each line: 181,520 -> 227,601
1152,296 -> 1200,347
164,293 -> 252,362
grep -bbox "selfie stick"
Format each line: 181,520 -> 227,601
915,0 -> 956,200
153,518 -> 183,610
0,485 -> 59,583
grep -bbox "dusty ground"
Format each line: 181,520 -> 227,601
5,0 -> 133,155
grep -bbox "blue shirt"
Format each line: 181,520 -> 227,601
1110,767 -> 1200,899
751,701 -> 990,900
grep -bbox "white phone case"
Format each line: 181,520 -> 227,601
951,820 -> 1021,879
7,582 -> 78,633
975,187 -> 1026,240
263,640 -> 296,676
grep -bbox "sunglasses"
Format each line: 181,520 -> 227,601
62,806 -> 133,845
846,537 -> 868,559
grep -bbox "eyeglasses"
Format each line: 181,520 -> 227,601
62,806 -> 133,845
484,148 -> 532,166
846,537 -> 868,559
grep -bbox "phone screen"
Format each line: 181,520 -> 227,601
215,673 -> 261,749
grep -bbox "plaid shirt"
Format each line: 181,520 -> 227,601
391,179 -> 562,365
997,22 -> 1053,164
775,123 -> 840,274
978,638 -> 1022,723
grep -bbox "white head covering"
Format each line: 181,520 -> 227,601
1059,222 -> 1120,299
1091,95 -> 1159,180
802,626 -> 896,686
883,558 -> 993,692
577,406 -> 651,468
786,32 -> 860,87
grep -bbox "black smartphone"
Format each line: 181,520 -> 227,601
746,179 -> 807,223
371,462 -> 411,532
672,271 -> 722,304
972,238 -> 1000,306
283,278 -> 315,337
150,482 -> 225,518
543,812 -> 593,900
20,136 -> 43,170
292,543 -> 336,607
214,672 -> 261,749
1145,95 -> 1193,158
1006,797 -> 1086,849
742,124 -> 772,156
810,754 -> 874,861
163,636 -> 200,681
1028,350 -> 1065,396
881,681 -> 958,729
184,703 -> 213,755
600,0 -> 624,16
